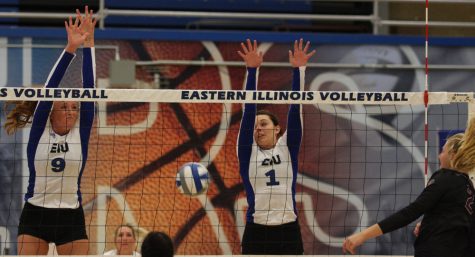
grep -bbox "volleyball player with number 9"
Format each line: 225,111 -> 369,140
4,7 -> 96,255
237,38 -> 315,254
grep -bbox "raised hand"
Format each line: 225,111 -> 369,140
65,15 -> 89,53
76,6 -> 97,47
237,39 -> 263,68
289,38 -> 316,68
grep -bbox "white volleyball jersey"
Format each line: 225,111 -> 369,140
245,132 -> 298,225
25,48 -> 96,209
27,122 -> 83,208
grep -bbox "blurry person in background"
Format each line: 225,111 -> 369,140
104,225 -> 141,256
141,231 -> 174,257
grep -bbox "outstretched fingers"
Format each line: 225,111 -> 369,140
73,14 -> 80,28
246,38 -> 254,52
289,38 -> 316,67
76,9 -> 83,23
238,39 -> 263,68
237,50 -> 245,59
90,10 -> 97,27
303,40 -> 310,53
306,48 -> 317,58
240,42 -> 249,54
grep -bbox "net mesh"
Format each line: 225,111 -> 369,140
0,91 -> 472,256
0,42 -> 473,256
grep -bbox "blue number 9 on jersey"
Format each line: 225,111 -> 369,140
51,158 -> 66,172
176,162 -> 210,196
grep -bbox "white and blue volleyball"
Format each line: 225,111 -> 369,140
176,162 -> 210,196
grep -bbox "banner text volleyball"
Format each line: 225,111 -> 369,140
0,87 -> 469,105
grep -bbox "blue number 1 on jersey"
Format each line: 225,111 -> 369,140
265,169 -> 280,186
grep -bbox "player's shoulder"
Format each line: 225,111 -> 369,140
427,168 -> 468,187
438,168 -> 471,185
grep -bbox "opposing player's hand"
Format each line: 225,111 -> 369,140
77,6 -> 97,47
413,222 -> 421,237
238,39 -> 263,68
342,233 -> 364,255
65,16 -> 89,53
289,38 -> 316,67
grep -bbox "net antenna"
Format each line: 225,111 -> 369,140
423,0 -> 430,185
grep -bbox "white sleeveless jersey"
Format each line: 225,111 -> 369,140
27,122 -> 83,208
246,131 -> 298,225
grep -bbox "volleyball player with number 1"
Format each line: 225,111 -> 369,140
4,7 -> 96,255
236,38 -> 315,254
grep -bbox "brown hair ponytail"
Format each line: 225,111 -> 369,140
4,101 -> 38,135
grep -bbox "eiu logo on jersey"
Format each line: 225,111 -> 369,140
261,155 -> 281,166
50,142 -> 69,153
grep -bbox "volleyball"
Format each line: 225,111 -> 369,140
176,162 -> 210,196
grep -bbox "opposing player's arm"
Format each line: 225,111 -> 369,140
378,171 -> 448,233
343,224 -> 383,254
343,176 -> 448,255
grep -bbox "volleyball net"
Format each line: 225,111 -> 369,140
0,83 -> 473,256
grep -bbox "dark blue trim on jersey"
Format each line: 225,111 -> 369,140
287,67 -> 303,216
77,47 -> 96,205
26,51 -> 75,201
238,67 -> 257,223
3,26 -> 475,46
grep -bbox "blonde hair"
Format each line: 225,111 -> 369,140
445,133 -> 464,155
451,117 -> 475,173
4,101 -> 38,135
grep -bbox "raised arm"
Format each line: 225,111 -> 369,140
30,15 -> 87,133
78,6 -> 97,162
286,39 -> 316,153
28,14 -> 88,176
237,39 -> 263,172
78,6 -> 97,90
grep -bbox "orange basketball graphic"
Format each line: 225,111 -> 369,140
79,41 -> 250,254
